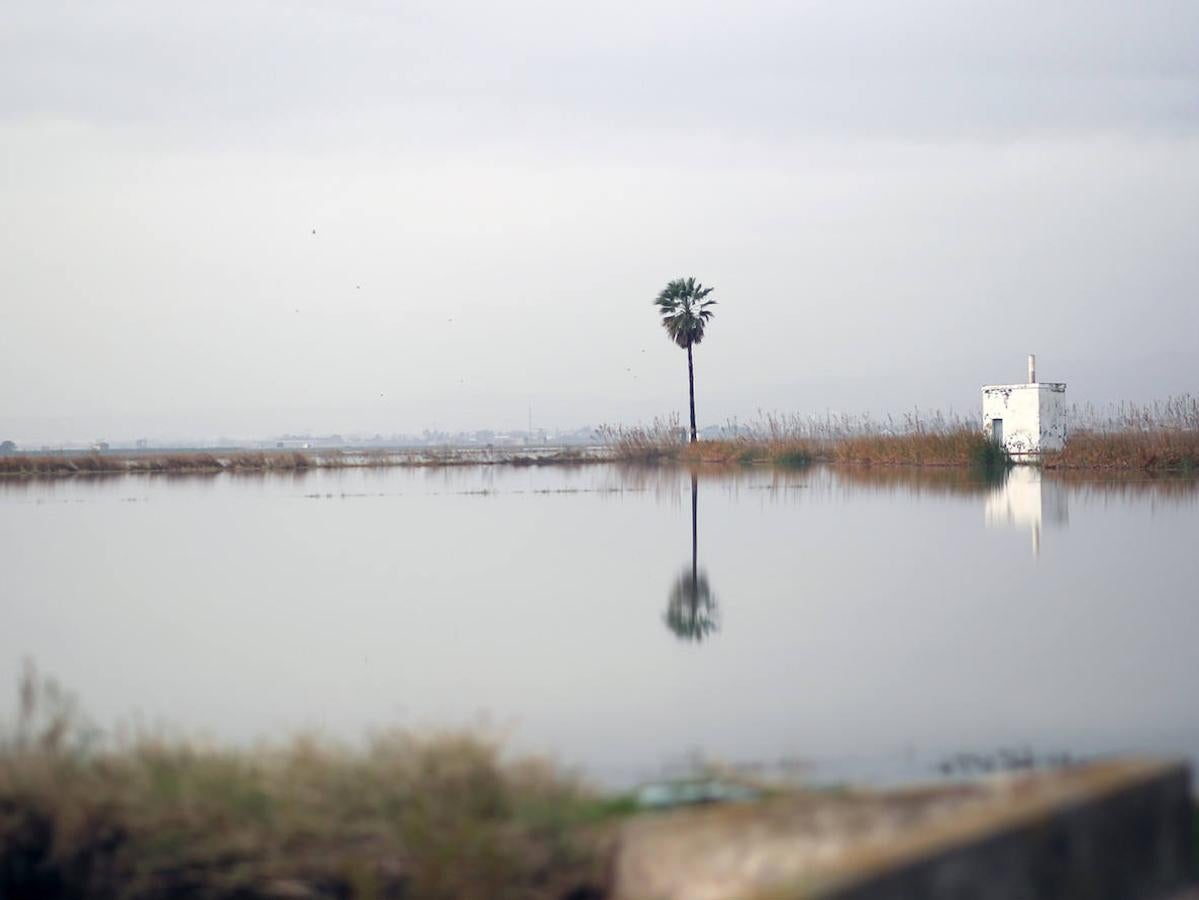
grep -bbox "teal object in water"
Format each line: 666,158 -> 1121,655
636,780 -> 759,809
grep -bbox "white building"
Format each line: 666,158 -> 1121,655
981,355 -> 1067,458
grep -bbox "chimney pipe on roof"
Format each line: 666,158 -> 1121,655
1028,354 -> 1037,384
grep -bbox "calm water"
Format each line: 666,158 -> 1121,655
2,463 -> 1198,786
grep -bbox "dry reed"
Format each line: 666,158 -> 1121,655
0,665 -> 613,899
0,451 -> 317,476
602,410 -> 1004,469
602,398 -> 1199,471
1044,395 -> 1199,470
594,415 -> 686,462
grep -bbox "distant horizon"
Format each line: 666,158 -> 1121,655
4,1 -> 1197,448
4,384 -> 1193,449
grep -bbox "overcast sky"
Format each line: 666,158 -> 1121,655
2,0 -> 1197,443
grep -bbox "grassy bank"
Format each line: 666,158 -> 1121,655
599,417 -> 1010,469
0,448 -> 594,477
6,397 -> 1198,476
677,430 -> 1008,469
1042,396 -> 1199,471
601,401 -> 1199,472
0,451 -> 316,476
0,669 -> 613,899
1043,428 -> 1199,471
675,429 -> 1196,472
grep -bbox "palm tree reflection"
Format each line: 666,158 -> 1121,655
664,473 -> 720,641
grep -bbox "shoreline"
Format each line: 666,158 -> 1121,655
0,446 -> 606,477
2,439 -> 1198,478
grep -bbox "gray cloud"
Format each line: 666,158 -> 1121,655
1,1 -> 1197,442
4,1 -> 1198,144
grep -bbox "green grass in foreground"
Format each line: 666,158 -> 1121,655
0,667 -> 613,900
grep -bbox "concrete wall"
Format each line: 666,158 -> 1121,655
1038,382 -> 1069,452
983,384 -> 1041,455
824,763 -> 1193,900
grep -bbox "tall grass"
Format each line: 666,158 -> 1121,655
602,399 -> 1199,471
594,415 -> 686,462
1046,395 -> 1199,471
1046,430 -> 1199,471
830,430 -> 1009,469
602,409 -> 1009,469
0,665 -> 611,899
1065,395 -> 1199,433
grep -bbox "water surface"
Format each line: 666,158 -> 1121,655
2,463 -> 1197,785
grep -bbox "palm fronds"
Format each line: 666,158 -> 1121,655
654,277 -> 717,349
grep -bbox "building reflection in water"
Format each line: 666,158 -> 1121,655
664,472 -> 720,641
984,466 -> 1069,558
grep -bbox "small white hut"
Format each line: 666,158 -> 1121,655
982,355 -> 1067,458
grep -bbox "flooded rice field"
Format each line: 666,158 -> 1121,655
2,463 -> 1197,786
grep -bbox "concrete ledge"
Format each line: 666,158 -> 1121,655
819,761 -> 1191,900
612,760 -> 1193,900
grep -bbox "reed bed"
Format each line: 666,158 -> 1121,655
828,430 -> 1006,468
604,398 -> 1199,471
0,666 -> 612,900
1044,429 -> 1199,471
1044,395 -> 1199,471
594,416 -> 686,462
0,448 -> 600,478
5,397 -> 1196,476
603,410 -> 1006,469
0,451 -> 315,476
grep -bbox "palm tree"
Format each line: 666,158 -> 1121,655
654,277 -> 717,443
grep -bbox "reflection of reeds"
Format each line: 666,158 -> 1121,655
832,465 -> 1007,497
0,665 -> 612,899
1045,470 -> 1199,503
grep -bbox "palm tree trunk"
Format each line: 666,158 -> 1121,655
686,342 -> 697,443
